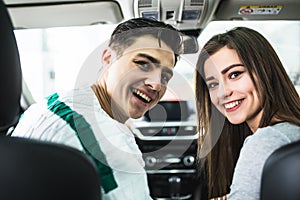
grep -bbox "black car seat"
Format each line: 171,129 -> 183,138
0,136 -> 101,200
260,140 -> 300,200
0,1 -> 101,199
0,0 -> 22,135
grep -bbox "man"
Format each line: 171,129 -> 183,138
12,18 -> 183,199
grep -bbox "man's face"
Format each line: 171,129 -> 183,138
103,35 -> 176,119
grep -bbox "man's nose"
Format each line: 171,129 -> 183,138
144,71 -> 162,91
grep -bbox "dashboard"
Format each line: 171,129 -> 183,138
131,100 -> 200,199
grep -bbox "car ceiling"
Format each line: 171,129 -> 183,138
3,0 -> 300,32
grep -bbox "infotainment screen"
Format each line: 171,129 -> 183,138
144,101 -> 190,122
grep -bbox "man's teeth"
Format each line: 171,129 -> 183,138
224,100 -> 242,109
133,89 -> 151,102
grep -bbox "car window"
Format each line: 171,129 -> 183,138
15,24 -> 117,102
197,20 -> 300,94
15,20 -> 300,104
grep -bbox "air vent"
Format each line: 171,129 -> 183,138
191,0 -> 204,6
138,0 -> 152,8
185,0 -> 204,6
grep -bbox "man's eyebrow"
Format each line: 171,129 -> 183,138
221,63 -> 244,74
136,53 -> 160,65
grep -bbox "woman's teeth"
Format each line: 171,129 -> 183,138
224,100 -> 242,109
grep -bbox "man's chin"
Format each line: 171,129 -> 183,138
130,112 -> 145,119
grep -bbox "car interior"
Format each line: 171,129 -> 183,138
0,0 -> 299,199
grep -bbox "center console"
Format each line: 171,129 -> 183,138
131,101 -> 200,199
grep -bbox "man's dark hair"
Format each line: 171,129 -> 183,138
109,18 -> 183,64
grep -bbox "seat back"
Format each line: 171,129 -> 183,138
260,140 -> 300,200
0,3 -> 101,199
0,0 -> 22,135
0,136 -> 101,200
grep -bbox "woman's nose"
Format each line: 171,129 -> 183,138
217,81 -> 233,99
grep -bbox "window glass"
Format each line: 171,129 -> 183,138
197,20 -> 300,94
15,24 -> 116,101
15,20 -> 300,103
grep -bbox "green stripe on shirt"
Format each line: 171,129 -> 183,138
47,93 -> 118,193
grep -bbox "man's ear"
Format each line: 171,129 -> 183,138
101,48 -> 112,65
98,48 -> 116,82
101,47 -> 117,66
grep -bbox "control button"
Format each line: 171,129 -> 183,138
163,157 -> 181,164
168,176 -> 181,198
145,156 -> 157,167
183,155 -> 195,166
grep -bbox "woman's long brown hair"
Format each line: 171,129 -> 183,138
195,27 -> 300,199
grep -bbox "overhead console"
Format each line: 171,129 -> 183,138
134,0 -> 218,31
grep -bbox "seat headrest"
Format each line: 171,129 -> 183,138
0,0 -> 22,134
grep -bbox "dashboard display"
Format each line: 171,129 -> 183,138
144,101 -> 190,122
182,10 -> 200,20
142,11 -> 159,20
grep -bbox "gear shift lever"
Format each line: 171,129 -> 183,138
168,176 -> 181,199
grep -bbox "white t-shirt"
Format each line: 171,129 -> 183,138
12,86 -> 152,200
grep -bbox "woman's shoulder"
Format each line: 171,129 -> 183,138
257,122 -> 300,139
235,123 -> 300,174
245,122 -> 300,149
263,122 -> 300,131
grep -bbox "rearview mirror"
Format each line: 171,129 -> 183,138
182,35 -> 199,54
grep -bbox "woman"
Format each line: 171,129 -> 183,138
195,27 -> 300,199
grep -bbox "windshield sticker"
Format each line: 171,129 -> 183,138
238,5 -> 283,15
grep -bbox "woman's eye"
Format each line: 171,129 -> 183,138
207,82 -> 218,89
229,71 -> 242,79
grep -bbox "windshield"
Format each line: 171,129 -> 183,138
198,20 -> 300,94
15,20 -> 300,105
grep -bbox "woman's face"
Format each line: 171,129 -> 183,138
203,46 -> 262,131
